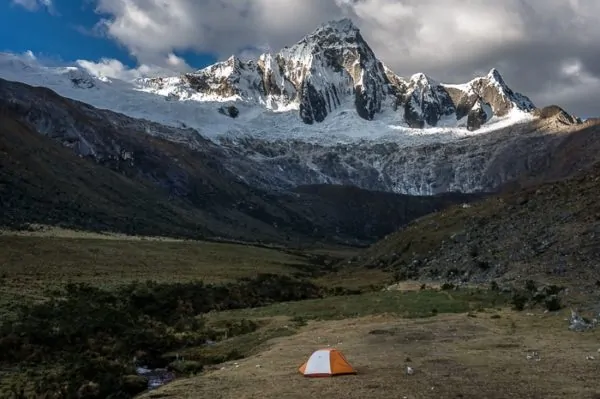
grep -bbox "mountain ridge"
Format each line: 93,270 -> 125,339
0,75 -> 592,198
138,18 -> 538,130
0,19 -> 595,201
0,77 -> 481,245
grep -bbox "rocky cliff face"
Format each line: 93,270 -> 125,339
0,78 -> 480,245
1,74 -> 591,199
217,109 -> 596,196
139,19 -> 536,130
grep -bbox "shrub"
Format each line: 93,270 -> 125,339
393,270 -> 409,281
489,281 -> 500,292
441,283 -> 455,291
0,274 -> 330,398
476,260 -> 490,270
168,360 -> 204,375
544,295 -> 562,312
511,291 -> 528,311
291,316 -> 308,327
524,280 -> 537,292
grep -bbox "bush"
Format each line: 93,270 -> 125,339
0,274 -> 329,398
476,260 -> 490,270
511,291 -> 528,311
291,316 -> 308,327
393,270 -> 409,281
168,360 -> 204,375
441,283 -> 455,291
524,280 -> 537,292
489,281 -> 500,292
544,295 -> 562,312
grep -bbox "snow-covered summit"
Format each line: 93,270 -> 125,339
0,19 -> 544,145
137,18 -> 390,124
316,17 -> 358,34
136,19 -> 537,130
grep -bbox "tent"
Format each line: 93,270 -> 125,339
298,348 -> 357,377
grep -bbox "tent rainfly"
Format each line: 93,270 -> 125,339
298,348 -> 357,377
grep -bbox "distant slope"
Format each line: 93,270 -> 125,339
348,162 -> 600,286
0,111 -> 221,238
496,108 -> 600,191
0,105 -> 476,246
220,107 -> 597,195
291,184 -> 481,240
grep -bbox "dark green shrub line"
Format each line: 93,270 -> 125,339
0,274 -> 351,398
510,281 -> 565,312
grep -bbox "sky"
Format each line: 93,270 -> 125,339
2,0 -> 600,118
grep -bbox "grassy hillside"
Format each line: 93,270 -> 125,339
0,113 -> 219,239
0,232 -> 371,310
144,310 -> 600,399
348,161 -> 600,289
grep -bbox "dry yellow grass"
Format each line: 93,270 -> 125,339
141,310 -> 600,399
0,225 -> 186,241
0,234 -> 307,300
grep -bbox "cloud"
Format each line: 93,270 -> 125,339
92,0 -> 340,64
11,0 -> 55,13
83,0 -> 600,116
4,49 -> 191,83
76,54 -> 193,81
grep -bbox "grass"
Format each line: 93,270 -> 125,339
172,318 -> 300,369
207,289 -> 509,322
0,229 -> 537,399
141,310 -> 600,399
186,288 -> 510,372
0,234 -> 308,299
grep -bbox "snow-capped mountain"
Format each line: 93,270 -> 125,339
138,18 -> 535,130
0,18 -> 541,146
0,19 -> 591,199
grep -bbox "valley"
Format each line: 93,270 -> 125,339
1,229 -> 599,399
1,16 -> 599,399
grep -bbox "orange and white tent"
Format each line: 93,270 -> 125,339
298,348 -> 357,377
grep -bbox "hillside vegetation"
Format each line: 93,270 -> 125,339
349,162 -> 600,289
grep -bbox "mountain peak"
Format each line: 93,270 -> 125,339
486,68 -> 506,85
306,18 -> 361,43
319,18 -> 359,34
410,72 -> 437,86
132,19 -> 539,129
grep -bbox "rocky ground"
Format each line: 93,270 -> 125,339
348,160 -> 600,292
